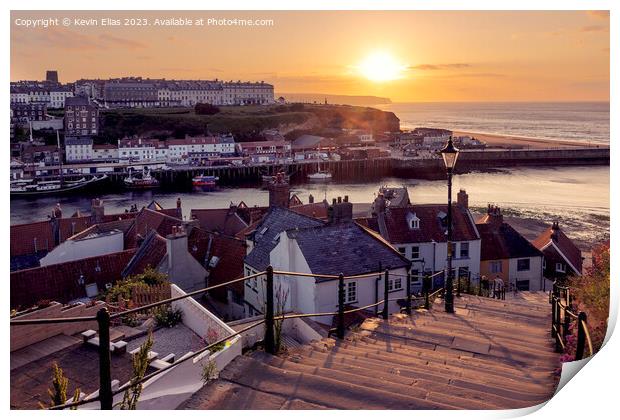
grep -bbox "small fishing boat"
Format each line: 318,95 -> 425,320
124,168 -> 160,189
192,174 -> 219,190
307,148 -> 332,181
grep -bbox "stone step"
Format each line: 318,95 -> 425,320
380,320 -> 556,358
326,340 -> 554,394
260,353 -> 507,409
290,344 -> 553,403
345,335 -> 555,382
219,355 -> 456,410
393,321 -> 553,352
362,322 -> 557,365
180,379 -> 331,409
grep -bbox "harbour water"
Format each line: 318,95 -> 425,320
10,165 -> 609,246
378,102 -> 610,145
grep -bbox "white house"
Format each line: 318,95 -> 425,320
243,203 -> 411,325
366,188 -> 481,291
65,137 -> 94,162
477,205 -> 545,291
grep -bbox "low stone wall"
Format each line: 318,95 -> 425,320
10,301 -> 105,352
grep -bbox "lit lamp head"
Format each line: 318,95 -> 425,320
440,136 -> 460,171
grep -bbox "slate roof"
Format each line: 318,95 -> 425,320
288,221 -> 410,280
244,207 -> 324,271
476,222 -> 543,261
533,224 -> 582,274
365,204 -> 479,244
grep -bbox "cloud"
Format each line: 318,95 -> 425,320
98,34 -> 147,49
580,25 -> 609,33
410,63 -> 471,71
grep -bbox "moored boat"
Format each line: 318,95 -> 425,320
10,174 -> 108,197
124,168 -> 160,189
192,174 -> 219,190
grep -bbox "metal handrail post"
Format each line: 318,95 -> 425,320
555,298 -> 562,352
337,273 -> 345,339
96,308 -> 113,410
405,272 -> 412,315
576,312 -> 587,360
383,269 -> 389,320
264,266 -> 275,354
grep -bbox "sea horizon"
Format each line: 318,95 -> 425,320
377,101 -> 610,145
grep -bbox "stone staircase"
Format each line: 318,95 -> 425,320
181,293 -> 560,410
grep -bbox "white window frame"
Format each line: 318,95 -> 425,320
411,246 -> 420,259
388,276 -> 402,292
344,281 -> 357,303
555,262 -> 566,273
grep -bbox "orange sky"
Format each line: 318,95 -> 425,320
10,10 -> 610,102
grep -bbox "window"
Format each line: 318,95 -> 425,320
517,258 -> 530,271
411,246 -> 420,259
555,263 -> 566,273
543,259 -> 546,269
398,247 -> 406,256
490,261 -> 502,273
410,269 -> 421,286
460,242 -> 469,258
388,276 -> 402,291
344,281 -> 357,303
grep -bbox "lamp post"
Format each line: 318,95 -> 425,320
440,136 -> 460,313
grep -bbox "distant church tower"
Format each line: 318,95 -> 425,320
46,70 -> 59,83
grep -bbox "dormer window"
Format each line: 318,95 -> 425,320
406,212 -> 420,229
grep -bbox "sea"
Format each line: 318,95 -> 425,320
10,102 -> 610,246
377,102 -> 610,145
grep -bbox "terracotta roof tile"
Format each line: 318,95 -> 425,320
476,222 -> 542,261
190,207 -> 248,236
368,204 -> 479,244
10,221 -> 54,257
533,225 -> 582,274
187,228 -> 247,297
11,249 -> 136,309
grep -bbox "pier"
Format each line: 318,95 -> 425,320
27,147 -> 609,190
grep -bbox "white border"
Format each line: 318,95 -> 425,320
3,1 -> 617,419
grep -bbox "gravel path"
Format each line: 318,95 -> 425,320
125,324 -> 204,358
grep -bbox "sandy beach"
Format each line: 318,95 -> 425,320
453,131 -> 605,149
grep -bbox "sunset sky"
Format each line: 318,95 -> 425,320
10,10 -> 610,102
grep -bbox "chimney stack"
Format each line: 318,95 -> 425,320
268,171 -> 290,208
91,198 -> 105,224
457,189 -> 468,209
551,221 -> 560,241
486,204 -> 503,227
328,196 -> 353,224
176,197 -> 183,219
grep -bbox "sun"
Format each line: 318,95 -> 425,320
356,51 -> 407,82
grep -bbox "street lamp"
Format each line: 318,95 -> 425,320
440,136 -> 460,313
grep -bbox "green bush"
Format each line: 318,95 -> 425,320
154,305 -> 183,328
105,267 -> 167,302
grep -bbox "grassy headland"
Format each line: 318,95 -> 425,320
97,103 -> 400,142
